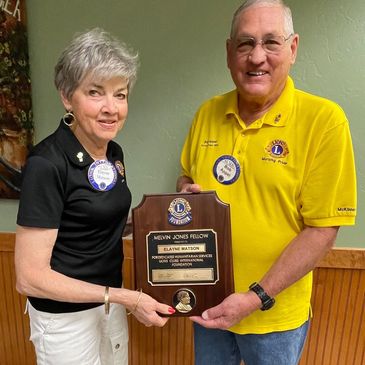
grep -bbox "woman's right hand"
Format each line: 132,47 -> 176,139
125,289 -> 175,327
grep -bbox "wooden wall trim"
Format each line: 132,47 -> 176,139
317,247 -> 365,269
2,232 -> 365,269
0,232 -> 16,252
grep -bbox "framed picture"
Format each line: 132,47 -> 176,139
0,0 -> 33,199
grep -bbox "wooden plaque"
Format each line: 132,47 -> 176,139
132,191 -> 234,316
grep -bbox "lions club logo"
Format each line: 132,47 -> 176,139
114,160 -> 125,177
168,198 -> 192,226
265,140 -> 289,158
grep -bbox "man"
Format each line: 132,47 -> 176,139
174,290 -> 193,313
176,1 -> 357,364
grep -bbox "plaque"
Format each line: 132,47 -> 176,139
132,191 -> 234,316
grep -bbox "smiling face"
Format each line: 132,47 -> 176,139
61,75 -> 129,153
227,4 -> 298,109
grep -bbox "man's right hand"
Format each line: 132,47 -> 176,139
176,175 -> 201,193
180,183 -> 201,193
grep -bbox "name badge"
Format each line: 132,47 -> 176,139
88,160 -> 117,191
213,155 -> 240,185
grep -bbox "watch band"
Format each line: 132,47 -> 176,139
249,282 -> 275,311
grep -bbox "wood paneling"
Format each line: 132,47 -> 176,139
0,233 -> 35,365
1,232 -> 364,365
299,265 -> 365,365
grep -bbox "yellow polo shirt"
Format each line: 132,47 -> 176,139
180,77 -> 357,334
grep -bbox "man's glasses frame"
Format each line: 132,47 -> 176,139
232,34 -> 294,55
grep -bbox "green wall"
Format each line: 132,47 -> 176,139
1,0 -> 363,248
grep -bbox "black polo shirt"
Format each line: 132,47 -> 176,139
17,121 -> 131,313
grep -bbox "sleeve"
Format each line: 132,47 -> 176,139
180,112 -> 199,179
300,120 -> 357,227
17,155 -> 65,228
180,132 -> 193,178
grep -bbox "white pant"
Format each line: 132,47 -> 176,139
27,301 -> 128,365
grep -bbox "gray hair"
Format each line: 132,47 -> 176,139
54,28 -> 139,99
230,0 -> 294,39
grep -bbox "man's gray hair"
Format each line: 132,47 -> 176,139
54,28 -> 139,99
230,0 -> 294,38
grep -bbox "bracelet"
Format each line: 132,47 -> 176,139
127,288 -> 143,316
104,286 -> 110,315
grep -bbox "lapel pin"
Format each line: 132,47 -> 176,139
274,114 -> 282,123
76,152 -> 84,162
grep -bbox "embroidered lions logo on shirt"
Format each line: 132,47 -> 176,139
265,140 -> 289,158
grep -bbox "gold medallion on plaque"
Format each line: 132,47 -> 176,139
173,288 -> 196,313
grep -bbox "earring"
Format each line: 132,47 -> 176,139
63,111 -> 75,127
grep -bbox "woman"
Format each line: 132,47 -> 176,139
15,28 -> 175,365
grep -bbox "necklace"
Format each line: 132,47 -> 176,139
89,152 -> 107,161
83,147 -> 107,161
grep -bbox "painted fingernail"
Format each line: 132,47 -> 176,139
168,307 -> 176,314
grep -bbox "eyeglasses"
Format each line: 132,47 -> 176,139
233,34 -> 293,55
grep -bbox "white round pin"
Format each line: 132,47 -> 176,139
213,155 -> 240,185
88,160 -> 117,191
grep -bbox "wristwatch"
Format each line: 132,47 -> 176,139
249,282 -> 275,311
